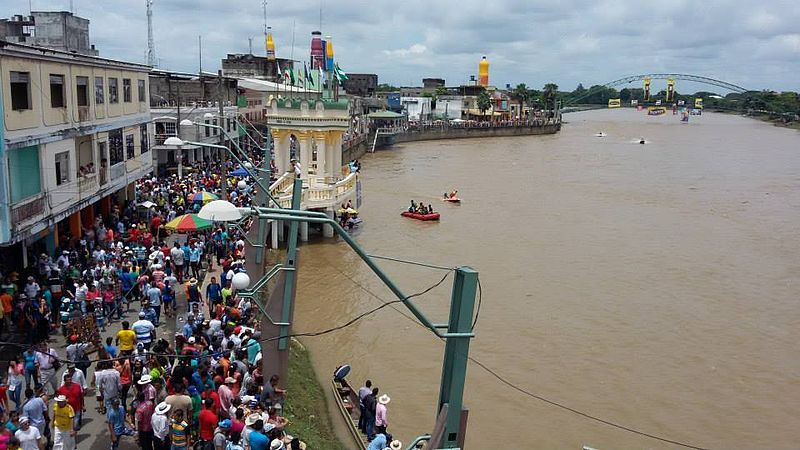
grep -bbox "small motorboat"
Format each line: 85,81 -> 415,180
443,197 -> 461,203
595,132 -> 607,137
401,211 -> 440,221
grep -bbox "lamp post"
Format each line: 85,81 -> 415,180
198,200 -> 478,449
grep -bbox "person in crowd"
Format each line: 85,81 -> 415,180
375,393 -> 390,436
51,394 -> 75,450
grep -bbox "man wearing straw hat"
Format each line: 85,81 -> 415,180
151,402 -> 172,450
375,393 -> 390,436
51,394 -> 75,450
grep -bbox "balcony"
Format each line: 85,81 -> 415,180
154,133 -> 177,145
78,174 -> 97,197
110,162 -> 126,181
10,194 -> 46,227
78,106 -> 90,122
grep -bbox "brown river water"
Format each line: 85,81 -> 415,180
291,109 -> 800,449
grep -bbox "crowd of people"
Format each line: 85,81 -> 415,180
0,156 -> 322,450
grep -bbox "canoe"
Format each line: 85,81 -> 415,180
401,211 -> 440,221
331,366 -> 368,450
443,197 -> 461,203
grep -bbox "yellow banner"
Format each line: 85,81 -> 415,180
694,98 -> 703,109
666,78 -> 675,102
608,98 -> 621,108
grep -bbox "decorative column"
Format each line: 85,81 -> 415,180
271,129 -> 288,178
298,131 -> 311,181
313,131 -> 327,180
271,219 -> 279,248
299,222 -> 309,242
323,209 -> 334,238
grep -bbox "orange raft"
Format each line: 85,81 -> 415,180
401,211 -> 440,221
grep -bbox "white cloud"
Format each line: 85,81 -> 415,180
24,0 -> 800,91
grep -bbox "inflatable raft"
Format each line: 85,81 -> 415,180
443,197 -> 461,203
401,211 -> 440,221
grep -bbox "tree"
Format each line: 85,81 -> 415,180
543,83 -> 559,113
477,90 -> 492,119
511,83 -> 530,119
435,86 -> 449,97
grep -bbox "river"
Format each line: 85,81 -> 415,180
292,109 -> 800,449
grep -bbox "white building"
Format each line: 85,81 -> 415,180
400,96 -> 432,121
1,41 -> 152,263
435,95 -> 464,120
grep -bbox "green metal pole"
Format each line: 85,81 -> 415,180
278,177 -> 303,350
255,130 -> 272,264
438,266 -> 478,448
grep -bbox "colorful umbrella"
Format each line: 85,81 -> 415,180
190,191 -> 218,203
164,214 -> 213,232
230,167 -> 249,177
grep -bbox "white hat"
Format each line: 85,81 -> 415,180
188,336 -> 196,344
139,311 -> 146,318
155,402 -> 171,414
390,440 -> 403,450
245,412 -> 264,426
19,416 -> 30,424
225,377 -> 236,384
55,395 -> 67,402
138,374 -> 152,385
270,439 -> 285,450
378,394 -> 391,405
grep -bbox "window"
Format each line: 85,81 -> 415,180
50,74 -> 65,108
95,77 -> 104,104
10,71 -> 31,111
108,78 -> 118,103
126,134 -> 135,159
8,145 -> 41,202
54,151 -> 69,185
226,118 -> 231,132
109,129 -> 123,165
76,76 -> 89,107
212,119 -> 218,136
140,124 -> 149,154
204,120 -> 210,137
164,122 -> 176,135
123,79 -> 132,102
138,79 -> 146,102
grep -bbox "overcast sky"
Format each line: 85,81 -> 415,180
29,0 -> 800,92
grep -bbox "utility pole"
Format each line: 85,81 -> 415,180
218,70 -> 228,199
146,0 -> 156,67
176,77 -> 183,178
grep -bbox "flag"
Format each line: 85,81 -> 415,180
334,63 -> 348,83
304,62 -> 313,83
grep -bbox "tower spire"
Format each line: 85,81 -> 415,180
146,0 -> 156,67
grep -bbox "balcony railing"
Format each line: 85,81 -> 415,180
110,162 -> 126,180
78,174 -> 97,194
154,133 -> 177,145
10,194 -> 46,226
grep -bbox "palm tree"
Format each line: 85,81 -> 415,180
511,83 -> 530,119
477,90 -> 492,120
543,83 -> 559,116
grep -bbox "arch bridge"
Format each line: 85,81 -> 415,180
564,73 -> 749,106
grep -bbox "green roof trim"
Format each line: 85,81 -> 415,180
368,110 -> 405,119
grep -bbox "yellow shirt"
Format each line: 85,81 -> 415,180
54,403 -> 75,430
117,329 -> 136,351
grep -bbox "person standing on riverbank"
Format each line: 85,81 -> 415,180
357,380 -> 372,434
375,394 -> 390,436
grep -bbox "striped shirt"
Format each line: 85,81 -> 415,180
132,319 -> 155,344
170,419 -> 189,448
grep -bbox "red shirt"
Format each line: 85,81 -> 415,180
151,216 -> 161,229
198,408 -> 218,441
57,382 -> 83,412
201,391 -> 221,414
135,400 -> 155,432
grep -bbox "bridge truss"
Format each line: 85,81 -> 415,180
564,73 -> 749,106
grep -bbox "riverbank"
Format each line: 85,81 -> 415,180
284,339 -> 349,450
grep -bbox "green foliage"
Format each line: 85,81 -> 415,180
543,83 -> 559,111
376,83 -> 399,92
435,86 -> 449,97
284,340 -> 349,450
477,90 -> 492,117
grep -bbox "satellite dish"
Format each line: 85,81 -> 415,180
333,364 -> 351,381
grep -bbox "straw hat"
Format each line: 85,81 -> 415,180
189,278 -> 198,285
389,440 -> 402,450
55,395 -> 67,402
378,394 -> 391,405
155,402 -> 171,415
245,412 -> 264,426
270,439 -> 285,450
138,374 -> 152,385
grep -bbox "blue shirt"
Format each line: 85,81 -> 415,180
181,245 -> 191,261
105,344 -> 118,358
205,283 -> 221,301
367,434 -> 387,450
189,248 -> 201,263
182,322 -> 193,338
106,405 -> 126,435
249,431 -> 270,450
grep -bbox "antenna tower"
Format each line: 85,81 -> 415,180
146,0 -> 156,67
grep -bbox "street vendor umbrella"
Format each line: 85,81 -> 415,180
230,167 -> 249,177
190,191 -> 218,203
164,214 -> 213,232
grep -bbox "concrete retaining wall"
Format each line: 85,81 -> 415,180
341,123 -> 562,160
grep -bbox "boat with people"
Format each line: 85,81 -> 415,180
443,190 -> 461,203
338,203 -> 362,230
405,199 -> 439,220
402,211 -> 441,221
331,365 -> 369,450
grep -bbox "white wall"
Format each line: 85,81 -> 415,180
401,97 -> 432,121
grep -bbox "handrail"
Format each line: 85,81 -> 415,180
237,264 -> 295,327
405,435 -> 431,450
